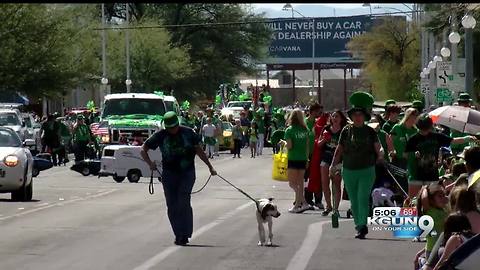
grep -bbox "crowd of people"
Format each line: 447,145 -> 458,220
261,91 -> 480,269
37,110 -> 99,166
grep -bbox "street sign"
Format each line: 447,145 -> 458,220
436,88 -> 453,103
436,61 -> 452,89
420,79 -> 429,94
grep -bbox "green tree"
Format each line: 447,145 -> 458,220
0,4 -> 103,99
347,17 -> 421,101
137,4 -> 271,99
106,19 -> 192,95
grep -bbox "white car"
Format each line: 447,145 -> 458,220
99,145 -> 162,183
0,109 -> 27,141
221,106 -> 245,120
0,127 -> 35,201
22,113 -> 41,150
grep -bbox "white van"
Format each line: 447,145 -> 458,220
99,145 -> 162,183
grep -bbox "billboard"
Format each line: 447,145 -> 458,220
265,15 -> 373,64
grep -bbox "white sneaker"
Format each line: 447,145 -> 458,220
296,203 -> 312,213
288,205 -> 300,213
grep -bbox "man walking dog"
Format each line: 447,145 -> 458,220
141,111 -> 217,246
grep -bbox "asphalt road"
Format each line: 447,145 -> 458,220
0,149 -> 421,270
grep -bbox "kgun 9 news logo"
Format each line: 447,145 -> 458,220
367,207 -> 434,238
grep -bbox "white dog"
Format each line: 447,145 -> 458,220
256,198 -> 281,246
371,187 -> 395,207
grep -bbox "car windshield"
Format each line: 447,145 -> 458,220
222,122 -> 232,130
164,101 -> 174,112
227,102 -> 251,109
23,116 -> 33,128
102,98 -> 166,118
0,113 -> 20,126
0,128 -> 21,147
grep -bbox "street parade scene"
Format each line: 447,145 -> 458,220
1,3 -> 480,270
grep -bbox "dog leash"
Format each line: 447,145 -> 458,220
383,163 -> 409,198
149,171 -> 259,211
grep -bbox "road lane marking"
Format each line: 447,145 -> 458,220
286,219 -> 350,270
132,201 -> 254,270
35,203 -> 49,207
0,189 -> 117,222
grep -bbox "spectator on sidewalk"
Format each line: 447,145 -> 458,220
202,117 -> 217,159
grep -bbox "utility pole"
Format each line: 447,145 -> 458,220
125,3 -> 131,93
101,3 -> 107,81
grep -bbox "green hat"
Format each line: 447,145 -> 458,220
347,91 -> 374,121
458,93 -> 472,103
412,100 -> 424,111
385,99 -> 396,107
77,114 -> 85,120
163,111 -> 179,128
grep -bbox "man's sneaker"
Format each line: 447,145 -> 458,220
288,205 -> 300,213
315,202 -> 325,210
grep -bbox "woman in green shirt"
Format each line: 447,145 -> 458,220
280,109 -> 310,214
387,108 -> 419,193
330,91 -> 383,239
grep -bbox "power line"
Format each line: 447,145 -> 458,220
92,10 -> 425,31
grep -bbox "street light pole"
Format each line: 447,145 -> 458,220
312,18 -> 315,97
101,4 -> 107,81
465,28 -> 474,98
125,3 -> 131,93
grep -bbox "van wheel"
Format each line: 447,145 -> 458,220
81,167 -> 90,176
113,175 -> 125,183
127,170 -> 141,183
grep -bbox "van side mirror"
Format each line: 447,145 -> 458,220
23,139 -> 36,147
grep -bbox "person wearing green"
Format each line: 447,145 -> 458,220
72,115 -> 92,164
330,91 -> 384,239
404,114 -> 476,198
451,93 -> 473,155
382,104 -> 402,134
270,129 -> 285,154
386,108 -> 419,193
280,109 -> 310,214
411,100 -> 425,113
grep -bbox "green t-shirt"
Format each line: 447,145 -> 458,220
270,129 -> 285,146
377,129 -> 390,161
339,124 -> 379,170
59,122 -> 71,137
254,118 -> 265,134
382,120 -> 398,134
425,208 -> 447,251
284,125 -> 309,161
305,117 -> 316,156
232,126 -> 243,140
73,124 -> 91,142
390,124 -> 418,163
450,129 -> 468,154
